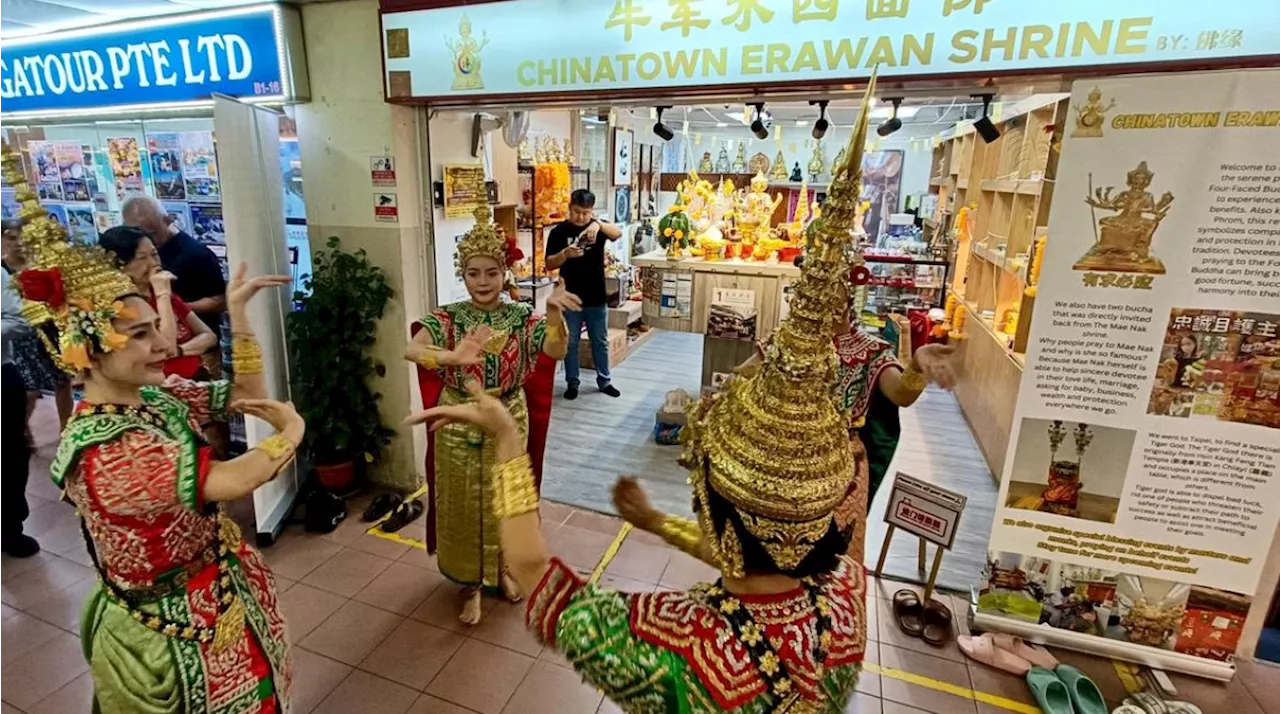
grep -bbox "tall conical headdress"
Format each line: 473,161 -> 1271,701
453,172 -> 519,278
2,144 -> 137,372
681,73 -> 878,577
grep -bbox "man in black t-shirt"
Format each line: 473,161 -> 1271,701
545,189 -> 623,399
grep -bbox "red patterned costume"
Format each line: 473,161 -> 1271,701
52,377 -> 290,713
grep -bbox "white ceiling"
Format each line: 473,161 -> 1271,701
0,0 -> 262,38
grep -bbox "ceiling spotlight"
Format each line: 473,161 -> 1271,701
972,94 -> 1001,143
810,99 -> 830,139
749,103 -> 769,140
877,98 -> 903,137
653,105 -> 674,141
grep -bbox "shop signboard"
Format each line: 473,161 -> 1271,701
975,69 -> 1280,681
382,0 -> 1280,101
1,5 -> 308,118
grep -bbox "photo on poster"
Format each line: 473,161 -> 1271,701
55,141 -> 90,201
94,211 -> 122,234
190,204 -> 225,245
180,132 -> 220,201
998,419 -> 1131,527
1,189 -> 17,219
858,150 -> 903,242
44,203 -> 68,228
1174,586 -> 1252,662
81,145 -> 100,197
1073,160 -> 1173,277
146,133 -> 186,199
107,137 -> 145,200
1147,308 -> 1280,430
161,201 -> 193,234
280,139 -> 305,220
65,205 -> 97,243
29,141 -> 63,201
1004,418 -> 1132,524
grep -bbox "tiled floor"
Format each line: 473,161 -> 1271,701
5,402 -> 1280,713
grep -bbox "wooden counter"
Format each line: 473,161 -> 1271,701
951,302 -> 1024,481
633,250 -> 799,338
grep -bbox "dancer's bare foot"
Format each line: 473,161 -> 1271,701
500,570 -> 523,603
459,588 -> 483,626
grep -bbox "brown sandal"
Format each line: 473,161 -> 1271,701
921,600 -> 953,646
893,589 -> 924,637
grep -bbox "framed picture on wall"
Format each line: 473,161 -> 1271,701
614,185 -> 631,224
612,127 -> 633,186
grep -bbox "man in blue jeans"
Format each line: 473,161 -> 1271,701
545,189 -> 622,400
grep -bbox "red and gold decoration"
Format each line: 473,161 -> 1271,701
2,144 -> 136,372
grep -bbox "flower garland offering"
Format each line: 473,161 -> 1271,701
1026,233 -> 1048,297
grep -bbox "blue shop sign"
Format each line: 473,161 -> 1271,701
1,5 -> 306,117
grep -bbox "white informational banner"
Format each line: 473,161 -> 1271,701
975,69 -> 1280,681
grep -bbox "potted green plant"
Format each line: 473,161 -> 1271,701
287,236 -> 395,492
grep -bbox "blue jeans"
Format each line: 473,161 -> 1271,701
564,305 -> 611,389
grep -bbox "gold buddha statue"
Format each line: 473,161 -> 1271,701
1074,161 -> 1172,274
770,150 -> 788,180
731,143 -> 747,173
1072,87 -> 1115,139
697,151 -> 714,174
807,140 -> 826,181
446,15 -> 488,91
738,171 -> 783,248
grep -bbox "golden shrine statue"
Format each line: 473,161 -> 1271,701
770,150 -> 789,180
1074,161 -> 1172,274
446,14 -> 488,91
807,140 -> 826,180
697,151 -> 714,174
737,172 -> 783,247
731,143 -> 747,173
1071,87 -> 1115,139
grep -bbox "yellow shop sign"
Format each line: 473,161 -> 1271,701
381,0 -> 1279,100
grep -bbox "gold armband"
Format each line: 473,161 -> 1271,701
546,316 -> 568,344
232,335 -> 264,375
256,434 -> 295,460
492,454 -> 539,520
658,516 -> 705,560
899,362 -> 927,393
414,345 -> 446,370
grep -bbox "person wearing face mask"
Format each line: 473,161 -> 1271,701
99,226 -> 218,380
3,147 -> 298,713
404,204 -> 580,626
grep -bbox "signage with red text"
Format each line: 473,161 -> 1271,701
884,472 -> 966,549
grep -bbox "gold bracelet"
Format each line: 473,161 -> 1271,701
492,454 -> 539,519
256,434 -> 294,460
657,516 -> 705,560
232,336 -> 264,375
414,349 -> 441,370
546,316 -> 568,343
899,362 -> 927,393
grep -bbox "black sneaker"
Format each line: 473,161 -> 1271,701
564,386 -> 579,400
2,534 -> 40,558
600,384 -> 621,398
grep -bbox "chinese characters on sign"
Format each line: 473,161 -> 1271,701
883,472 -> 967,549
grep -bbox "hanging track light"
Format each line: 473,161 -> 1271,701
877,97 -> 903,137
810,99 -> 830,139
653,105 -> 674,141
749,102 -> 769,140
972,94 -> 1000,143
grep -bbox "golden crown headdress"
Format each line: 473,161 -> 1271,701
680,73 -> 878,578
454,197 -> 520,279
2,144 -> 137,372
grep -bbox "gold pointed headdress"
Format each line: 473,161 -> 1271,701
681,73 -> 878,578
454,204 -> 512,277
2,144 -> 137,372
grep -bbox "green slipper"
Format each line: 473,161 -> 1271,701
1058,664 -> 1108,714
1026,666 -> 1073,714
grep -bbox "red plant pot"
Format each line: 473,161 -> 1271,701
315,461 -> 356,492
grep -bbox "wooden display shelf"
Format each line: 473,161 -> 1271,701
927,93 -> 1066,482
